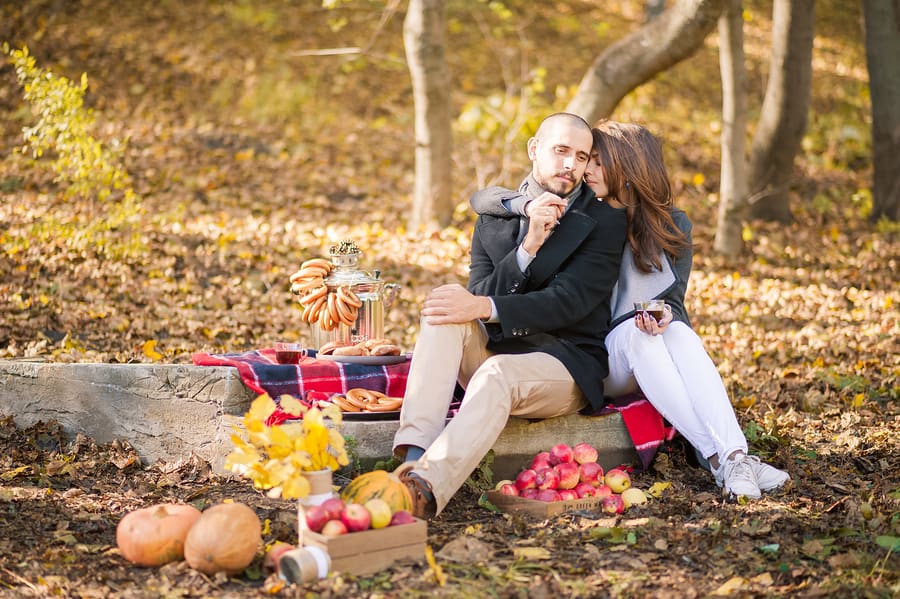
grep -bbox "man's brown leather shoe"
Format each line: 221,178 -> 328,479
395,464 -> 436,519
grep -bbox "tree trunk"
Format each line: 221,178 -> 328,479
404,0 -> 453,228
747,0 -> 815,223
714,0 -> 747,257
566,0 -> 726,123
862,0 -> 900,222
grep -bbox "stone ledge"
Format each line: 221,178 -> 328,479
0,360 -> 638,478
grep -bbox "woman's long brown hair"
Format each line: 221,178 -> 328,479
592,120 -> 690,273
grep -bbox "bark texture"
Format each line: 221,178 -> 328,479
862,0 -> 900,221
404,0 -> 454,228
566,0 -> 726,124
747,0 -> 815,223
714,0 -> 747,257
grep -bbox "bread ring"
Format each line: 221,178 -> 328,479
345,389 -> 370,410
290,277 -> 324,294
331,394 -> 360,412
327,292 -> 342,327
334,294 -> 355,326
370,344 -> 401,356
339,286 -> 363,309
301,258 -> 333,272
366,398 -> 403,412
292,265 -> 329,280
304,294 -> 327,323
300,285 -> 328,305
318,299 -> 335,331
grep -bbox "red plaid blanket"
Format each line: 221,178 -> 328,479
192,349 -> 675,470
192,348 -> 410,398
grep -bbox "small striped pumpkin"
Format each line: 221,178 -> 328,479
340,470 -> 412,513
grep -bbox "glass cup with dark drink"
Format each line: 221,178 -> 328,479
634,299 -> 667,324
275,342 -> 308,364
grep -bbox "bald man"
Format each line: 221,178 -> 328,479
394,113 -> 627,518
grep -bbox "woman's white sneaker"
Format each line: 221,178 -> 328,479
742,455 -> 790,492
717,454 -> 762,499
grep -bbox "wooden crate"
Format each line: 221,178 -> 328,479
299,519 -> 427,576
485,490 -> 603,518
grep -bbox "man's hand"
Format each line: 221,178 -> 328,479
421,283 -> 492,325
521,192 -> 566,255
524,192 -> 568,220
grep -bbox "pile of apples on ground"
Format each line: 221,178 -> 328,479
495,442 -> 648,514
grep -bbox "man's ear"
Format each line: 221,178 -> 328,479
527,137 -> 538,161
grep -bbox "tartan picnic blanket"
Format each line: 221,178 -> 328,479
192,349 -> 675,470
590,393 -> 678,471
191,348 -> 410,399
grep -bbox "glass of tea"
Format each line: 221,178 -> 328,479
634,299 -> 667,323
274,342 -> 308,364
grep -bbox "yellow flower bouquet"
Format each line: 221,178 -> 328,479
225,394 -> 349,500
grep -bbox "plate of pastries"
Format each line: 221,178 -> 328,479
316,338 -> 409,365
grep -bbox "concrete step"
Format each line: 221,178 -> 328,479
0,360 -> 638,480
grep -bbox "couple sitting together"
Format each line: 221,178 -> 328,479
392,113 -> 789,519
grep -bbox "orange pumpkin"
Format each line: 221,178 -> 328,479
116,503 -> 202,567
340,470 -> 412,513
183,502 -> 262,575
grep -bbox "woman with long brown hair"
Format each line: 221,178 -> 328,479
470,120 -> 789,499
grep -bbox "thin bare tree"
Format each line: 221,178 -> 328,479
404,0 -> 453,228
714,0 -> 747,257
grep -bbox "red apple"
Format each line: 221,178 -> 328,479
604,468 -> 632,494
320,497 -> 345,521
520,488 -> 540,500
594,484 -> 613,500
498,483 -> 519,496
601,494 -> 625,514
536,489 -> 561,502
321,519 -> 348,536
303,504 -> 330,533
515,469 -> 538,491
574,482 -> 597,498
579,461 -> 604,485
535,467 -> 560,490
340,503 -> 371,532
554,462 -> 580,490
558,489 -> 579,502
549,443 -> 574,465
530,451 -> 552,471
572,442 -> 599,464
389,510 -> 416,526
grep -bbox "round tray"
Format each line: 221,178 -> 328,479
340,410 -> 400,421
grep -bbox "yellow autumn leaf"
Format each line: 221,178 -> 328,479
646,481 -> 672,498
248,394 -> 277,423
513,547 -> 551,560
425,545 -> 446,586
142,339 -> 163,360
851,393 -> 866,408
692,172 -> 705,186
279,394 -> 305,417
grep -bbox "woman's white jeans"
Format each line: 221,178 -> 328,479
604,320 -> 747,461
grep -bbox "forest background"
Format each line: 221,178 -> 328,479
0,0 -> 898,597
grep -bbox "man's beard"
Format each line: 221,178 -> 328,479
537,170 -> 576,196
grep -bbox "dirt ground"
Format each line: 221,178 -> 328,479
0,412 -> 897,598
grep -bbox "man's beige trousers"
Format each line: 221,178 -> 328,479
393,319 -> 586,513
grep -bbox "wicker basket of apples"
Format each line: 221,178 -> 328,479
488,442 -> 648,517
